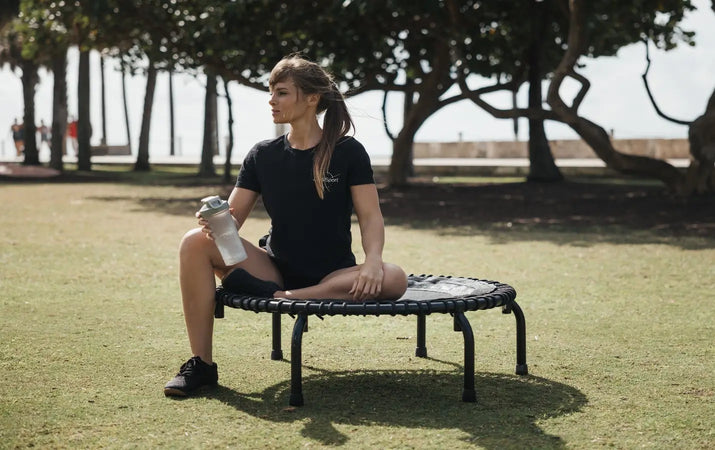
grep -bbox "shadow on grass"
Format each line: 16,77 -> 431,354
0,164 -> 237,186
202,369 -> 586,448
89,193 -> 715,250
84,176 -> 715,248
88,194 -> 271,221
378,181 -> 715,248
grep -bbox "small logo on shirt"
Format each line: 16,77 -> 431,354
322,171 -> 340,184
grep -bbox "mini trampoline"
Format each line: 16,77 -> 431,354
214,274 -> 528,406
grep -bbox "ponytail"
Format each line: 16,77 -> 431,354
313,83 -> 354,199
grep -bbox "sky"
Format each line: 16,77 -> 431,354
1,1 -> 713,161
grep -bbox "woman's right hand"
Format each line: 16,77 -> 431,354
197,208 -> 239,240
196,212 -> 214,240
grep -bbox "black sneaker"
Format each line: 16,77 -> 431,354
164,356 -> 218,397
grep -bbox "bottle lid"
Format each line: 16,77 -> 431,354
199,195 -> 229,217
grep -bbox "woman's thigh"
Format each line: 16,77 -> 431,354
213,237 -> 283,287
319,264 -> 360,284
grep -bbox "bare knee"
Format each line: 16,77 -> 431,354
381,263 -> 408,300
179,228 -> 219,264
180,228 -> 205,252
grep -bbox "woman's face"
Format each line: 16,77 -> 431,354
268,78 -> 317,124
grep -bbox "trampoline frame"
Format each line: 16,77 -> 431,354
214,275 -> 528,406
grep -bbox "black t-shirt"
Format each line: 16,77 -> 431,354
236,134 -> 374,283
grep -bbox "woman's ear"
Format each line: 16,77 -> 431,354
307,93 -> 320,106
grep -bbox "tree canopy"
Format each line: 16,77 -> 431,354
2,0 -> 708,191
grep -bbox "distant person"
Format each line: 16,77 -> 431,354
67,117 -> 78,155
38,120 -> 51,151
163,54 -> 408,397
9,118 -> 24,156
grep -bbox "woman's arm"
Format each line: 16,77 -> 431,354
228,187 -> 260,230
350,183 -> 386,300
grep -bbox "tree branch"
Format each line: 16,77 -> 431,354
446,0 -> 560,122
640,40 -> 691,125
546,0 -> 683,191
436,92 -> 468,109
547,1 -> 584,112
568,69 -> 590,112
381,90 -> 396,141
456,67 -> 562,121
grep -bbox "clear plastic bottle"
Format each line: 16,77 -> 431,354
199,196 -> 247,266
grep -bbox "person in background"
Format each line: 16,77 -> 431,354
67,117 -> 78,155
9,118 -> 24,157
38,119 -> 51,152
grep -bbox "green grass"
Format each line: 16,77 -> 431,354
1,180 -> 713,449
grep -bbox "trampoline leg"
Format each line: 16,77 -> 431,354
509,301 -> 529,375
214,299 -> 224,319
416,314 -> 427,357
271,312 -> 283,360
454,311 -> 476,402
290,314 -> 307,406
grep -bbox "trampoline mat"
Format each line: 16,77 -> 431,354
400,275 -> 496,301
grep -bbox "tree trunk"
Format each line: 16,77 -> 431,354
387,41 -> 456,186
547,0 -> 684,192
388,97 -> 435,186
388,89 -> 445,186
77,50 -> 91,171
512,90 -> 519,139
199,72 -> 218,177
212,79 -> 219,157
527,77 -> 562,182
169,69 -> 176,156
389,130 -> 419,186
121,63 -> 132,153
222,78 -> 235,184
134,63 -> 157,171
685,89 -> 715,193
49,48 -> 68,171
527,0 -> 562,182
99,55 -> 107,146
403,86 -> 415,177
21,59 -> 39,165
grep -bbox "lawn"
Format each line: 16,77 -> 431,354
1,174 -> 713,449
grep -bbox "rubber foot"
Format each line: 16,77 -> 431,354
271,350 -> 283,361
289,393 -> 304,407
214,302 -> 224,319
462,389 -> 476,402
516,364 -> 529,375
415,347 -> 427,358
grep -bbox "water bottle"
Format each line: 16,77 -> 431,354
199,195 -> 247,266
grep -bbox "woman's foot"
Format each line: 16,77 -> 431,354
164,356 -> 218,397
221,268 -> 281,298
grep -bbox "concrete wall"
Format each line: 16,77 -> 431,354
413,138 -> 690,159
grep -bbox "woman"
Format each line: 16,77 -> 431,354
164,55 -> 408,397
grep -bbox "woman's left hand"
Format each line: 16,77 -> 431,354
350,257 -> 384,301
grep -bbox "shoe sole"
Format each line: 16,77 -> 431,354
163,387 -> 188,397
164,382 -> 217,397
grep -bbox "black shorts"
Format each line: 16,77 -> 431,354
259,235 -> 356,290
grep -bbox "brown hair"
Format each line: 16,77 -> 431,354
269,55 -> 354,199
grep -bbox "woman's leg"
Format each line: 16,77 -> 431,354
274,263 -> 407,301
178,228 -> 282,364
